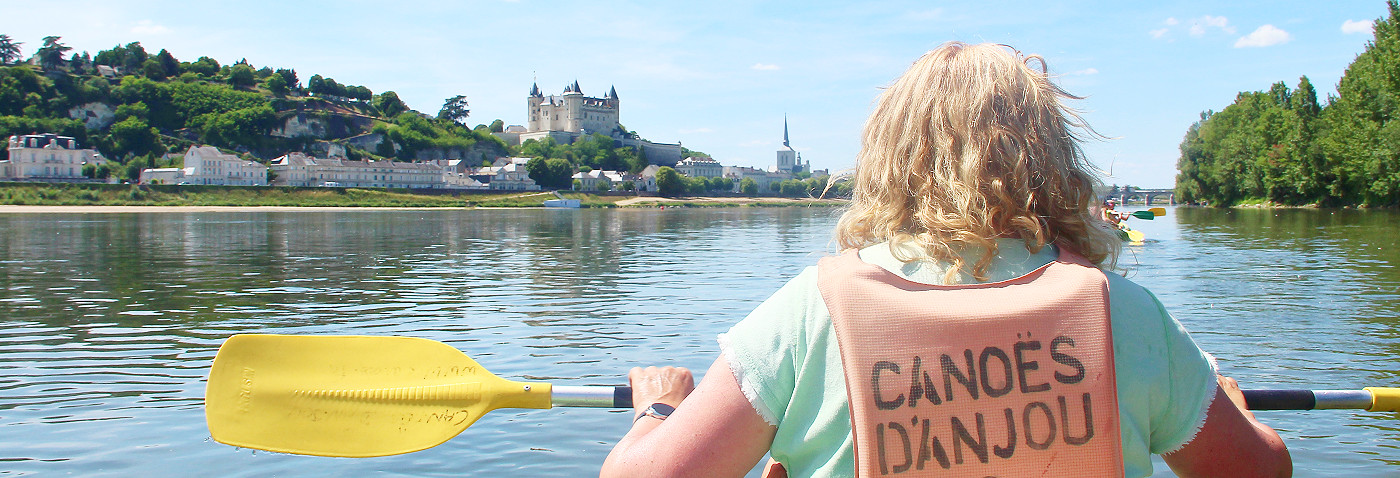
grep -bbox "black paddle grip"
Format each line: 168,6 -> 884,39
1243,389 -> 1315,410
615,386 -> 633,408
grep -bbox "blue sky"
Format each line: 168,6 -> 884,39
2,0 -> 1390,188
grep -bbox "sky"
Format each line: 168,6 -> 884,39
1,0 -> 1391,188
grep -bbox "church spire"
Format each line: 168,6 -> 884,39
783,115 -> 790,148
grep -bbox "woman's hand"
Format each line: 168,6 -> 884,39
628,366 -> 695,420
602,358 -> 776,478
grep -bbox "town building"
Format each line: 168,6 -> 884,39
269,152 -> 445,189
431,159 -> 489,190
479,157 -> 540,191
724,165 -> 789,193
139,167 -> 185,185
2,134 -> 108,181
571,169 -> 632,191
493,81 -> 684,166
676,156 -> 722,178
182,146 -> 268,186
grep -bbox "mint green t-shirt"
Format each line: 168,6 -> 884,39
718,241 -> 1217,477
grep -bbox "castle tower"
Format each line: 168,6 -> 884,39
776,116 -> 797,174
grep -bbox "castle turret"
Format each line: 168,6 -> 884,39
530,82 -> 541,97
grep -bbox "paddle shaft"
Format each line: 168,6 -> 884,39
589,387 -> 1397,412
1243,388 -> 1399,411
553,385 -> 632,408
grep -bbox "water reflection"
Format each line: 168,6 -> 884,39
0,207 -> 1395,476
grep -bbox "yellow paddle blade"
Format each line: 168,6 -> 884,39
1125,228 -> 1146,244
205,334 -> 552,457
1149,207 -> 1166,216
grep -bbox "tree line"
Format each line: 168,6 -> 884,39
1176,0 -> 1400,207
0,35 -> 500,180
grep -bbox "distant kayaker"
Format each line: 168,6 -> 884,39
1103,199 -> 1123,225
602,42 -> 1290,478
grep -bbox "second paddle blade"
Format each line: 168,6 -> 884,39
205,334 -> 551,457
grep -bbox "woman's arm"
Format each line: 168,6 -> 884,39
1162,375 -> 1292,478
600,357 -> 778,478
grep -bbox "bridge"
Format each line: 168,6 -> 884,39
1105,188 -> 1175,206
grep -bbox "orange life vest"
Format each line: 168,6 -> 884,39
816,248 -> 1123,477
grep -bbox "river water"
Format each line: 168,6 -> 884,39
0,207 -> 1395,476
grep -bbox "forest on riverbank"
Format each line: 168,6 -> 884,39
1175,0 -> 1400,207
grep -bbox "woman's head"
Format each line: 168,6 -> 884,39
835,42 -> 1118,280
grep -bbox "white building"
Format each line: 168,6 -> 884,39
571,169 -> 632,191
676,156 -> 722,178
724,165 -> 787,193
2,134 -> 108,180
480,157 -> 540,191
269,152 -> 446,189
181,145 -> 268,186
139,167 -> 185,185
432,159 -> 489,190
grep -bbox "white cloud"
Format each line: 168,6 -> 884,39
1150,28 -> 1169,39
131,19 -> 170,35
1070,68 -> 1099,76
751,63 -> 780,71
1189,15 -> 1234,36
1164,17 -> 1179,26
1342,19 -> 1375,35
1235,24 -> 1292,48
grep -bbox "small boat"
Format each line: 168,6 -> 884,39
543,199 -> 581,208
1117,227 -> 1145,244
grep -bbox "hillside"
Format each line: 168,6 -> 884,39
0,37 -> 508,180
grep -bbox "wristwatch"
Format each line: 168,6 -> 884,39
635,403 -> 676,422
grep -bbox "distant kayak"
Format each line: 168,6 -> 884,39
1117,227 -> 1145,244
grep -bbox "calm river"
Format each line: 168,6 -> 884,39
0,207 -> 1396,476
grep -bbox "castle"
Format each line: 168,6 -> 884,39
494,81 -> 682,166
528,80 -> 621,136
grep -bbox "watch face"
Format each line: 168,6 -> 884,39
649,403 -> 676,416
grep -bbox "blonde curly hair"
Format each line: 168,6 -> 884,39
834,42 -> 1119,281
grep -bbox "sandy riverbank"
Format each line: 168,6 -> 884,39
613,196 -> 845,207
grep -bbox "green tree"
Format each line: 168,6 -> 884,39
655,166 -> 684,196
227,63 -> 256,89
437,95 -> 470,124
740,177 -> 758,196
374,91 -> 408,117
489,119 -> 504,133
141,58 -> 167,79
156,49 -> 179,77
307,74 -> 325,94
275,68 -> 298,91
525,156 -> 574,189
36,36 -> 72,71
0,35 -> 23,65
109,116 -> 160,159
263,73 -> 289,96
183,56 -> 220,76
